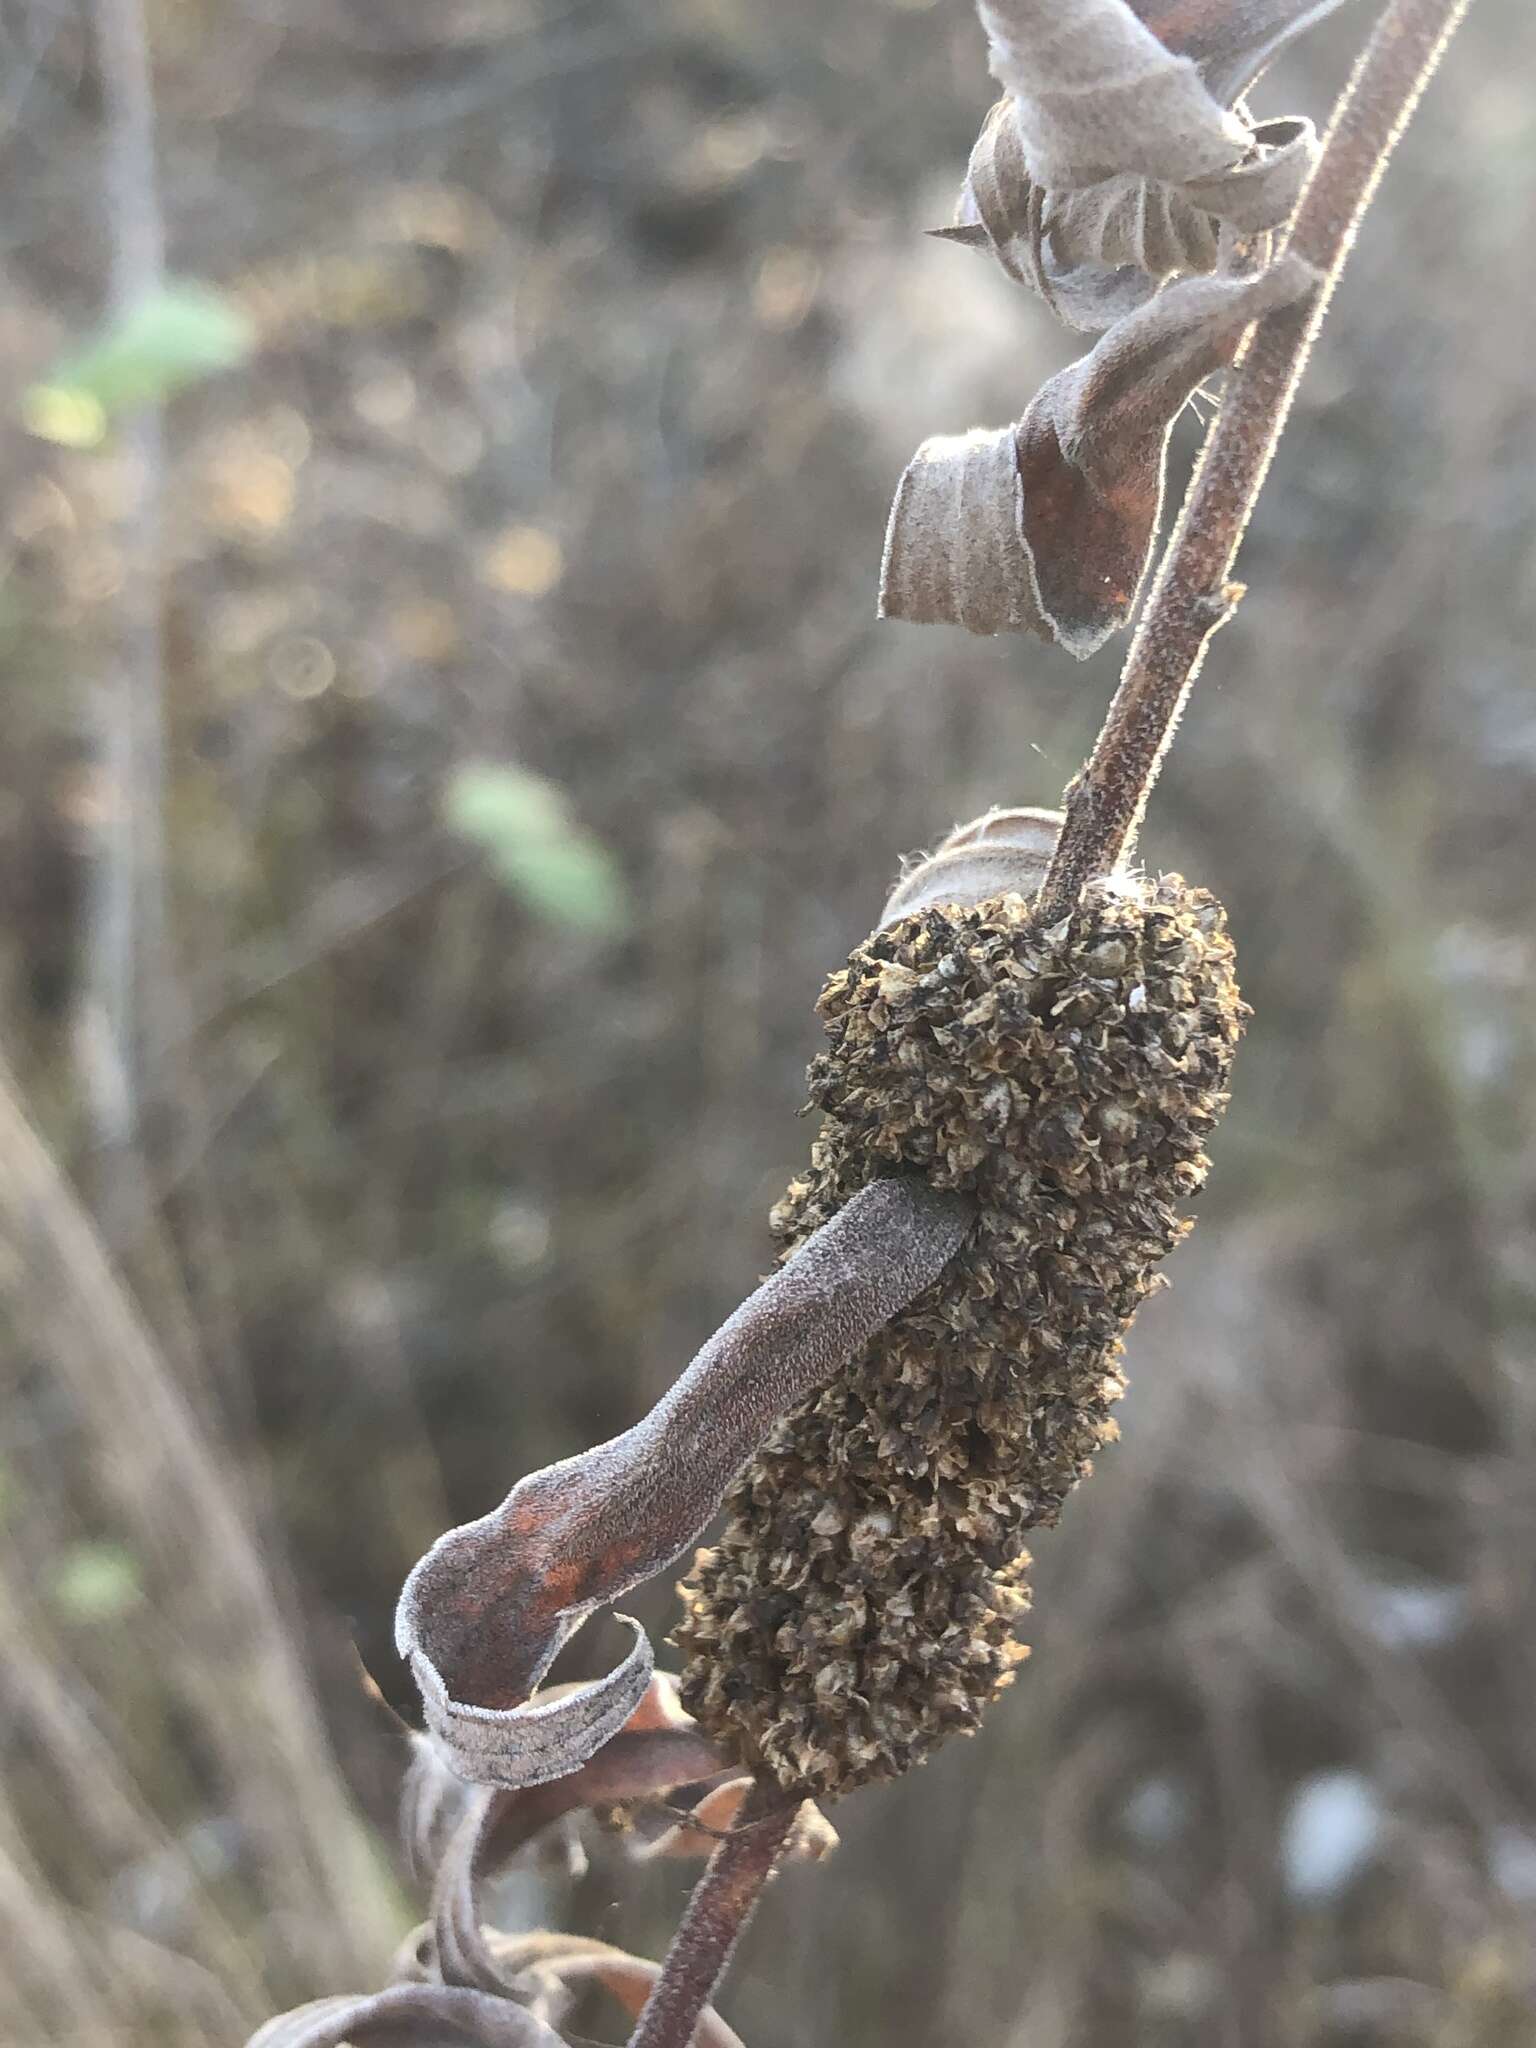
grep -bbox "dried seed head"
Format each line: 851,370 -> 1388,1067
676,864 -> 1244,1798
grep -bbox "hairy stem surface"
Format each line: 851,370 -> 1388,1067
1036,0 -> 1473,924
627,1779 -> 796,2048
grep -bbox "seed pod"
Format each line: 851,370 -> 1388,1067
675,818 -> 1245,1798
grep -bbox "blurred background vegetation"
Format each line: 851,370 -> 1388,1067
1,0 -> 1534,2043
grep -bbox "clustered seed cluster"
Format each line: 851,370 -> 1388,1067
675,873 -> 1245,1798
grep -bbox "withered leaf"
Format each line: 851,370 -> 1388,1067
396,1176 -> 973,1787
252,1677 -> 750,2047
945,91 -> 1316,329
879,255 -> 1315,655
399,1674 -> 728,1993
627,1777 -> 839,1865
246,1984 -> 568,2048
977,0 -> 1248,190
500,1939 -> 747,2048
880,808 -> 1063,926
947,0 -> 1350,328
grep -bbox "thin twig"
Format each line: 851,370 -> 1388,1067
1035,0 -> 1473,925
83,0 -> 170,1199
627,1777 -> 798,2048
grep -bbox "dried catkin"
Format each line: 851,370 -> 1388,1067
675,871 -> 1244,1798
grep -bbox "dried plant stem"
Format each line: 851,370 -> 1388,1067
0,1051 -> 397,1991
627,1778 -> 797,2048
84,0 -> 171,1204
1035,0 -> 1472,924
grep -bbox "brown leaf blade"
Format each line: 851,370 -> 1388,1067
395,1177 -> 973,1787
880,256 -> 1316,656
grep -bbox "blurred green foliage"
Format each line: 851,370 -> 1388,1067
24,282 -> 253,447
444,762 -> 627,936
49,1541 -> 146,1625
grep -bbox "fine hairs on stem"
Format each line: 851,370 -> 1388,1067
1035,0 -> 1474,926
627,1781 -> 797,2048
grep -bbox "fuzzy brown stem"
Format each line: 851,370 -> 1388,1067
1035,0 -> 1472,925
627,1778 -> 797,2048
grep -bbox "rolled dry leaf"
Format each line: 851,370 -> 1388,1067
880,254 -> 1316,656
246,1984 -> 568,2048
942,98 -> 1316,329
881,808 -> 1065,925
941,0 -> 1349,327
627,1778 -> 839,1864
400,1681 -> 728,1995
364,1925 -> 753,2039
405,1612 -> 655,1791
1180,115 -> 1317,233
400,1672 -> 715,1879
395,1176 -> 973,1788
509,1943 -> 747,2048
1016,255 -> 1318,647
977,0 -> 1248,189
879,424 -> 1043,640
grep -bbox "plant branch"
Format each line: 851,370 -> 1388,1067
627,1777 -> 798,2048
84,0 -> 171,1197
1035,0 -> 1473,925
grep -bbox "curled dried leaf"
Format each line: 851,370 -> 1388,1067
627,1778 -> 839,1865
879,423 -> 1039,640
944,103 -> 1317,328
408,1612 -> 657,1791
398,1676 -> 729,1995
402,1679 -> 721,1882
950,107 -> 1320,326
879,254 -> 1316,654
881,808 -> 1064,925
246,1984 -> 568,2048
977,0 -> 1249,189
507,1941 -> 747,2048
946,0 -> 1349,327
396,1176 -> 973,1788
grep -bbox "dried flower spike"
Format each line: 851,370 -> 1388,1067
675,813 -> 1245,1797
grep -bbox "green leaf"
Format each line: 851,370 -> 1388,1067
51,1541 -> 145,1623
444,762 -> 626,936
24,280 -> 253,445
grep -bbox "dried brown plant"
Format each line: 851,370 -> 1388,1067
248,1 -> 1474,2043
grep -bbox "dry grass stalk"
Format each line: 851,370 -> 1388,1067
0,1053 -> 397,2016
